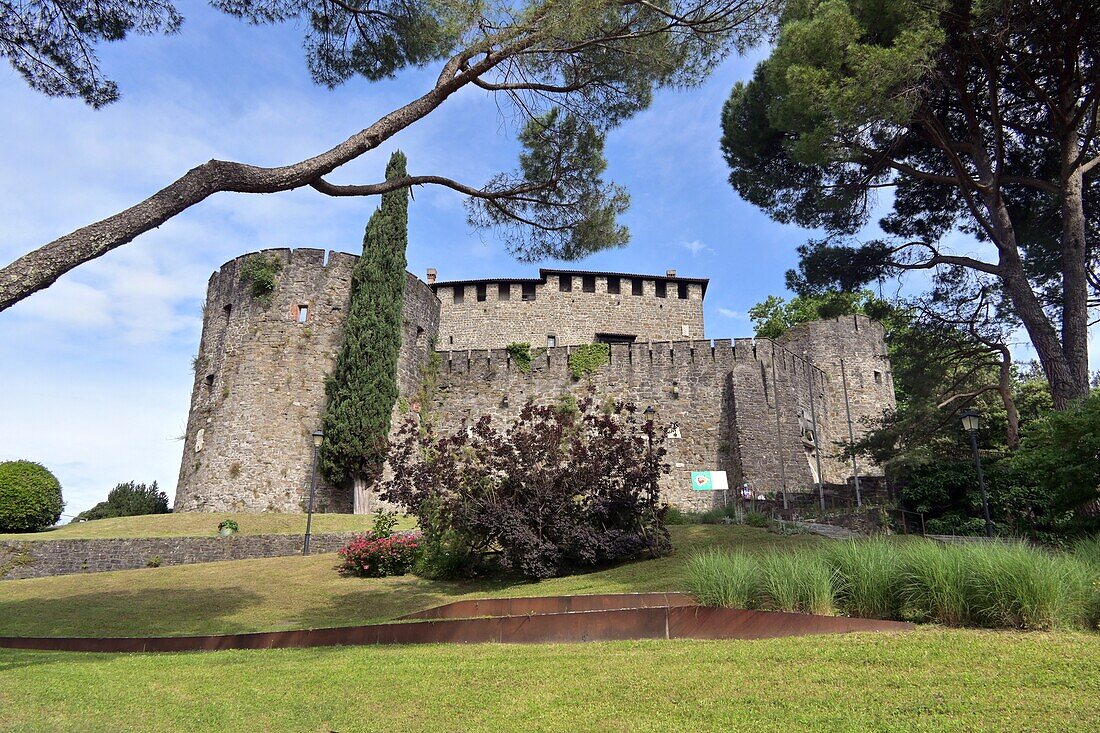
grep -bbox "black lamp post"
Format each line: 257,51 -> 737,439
960,409 -> 994,538
303,429 -> 324,556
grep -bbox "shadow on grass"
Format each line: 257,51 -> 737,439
0,587 -> 266,639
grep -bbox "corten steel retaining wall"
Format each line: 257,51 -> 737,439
0,533 -> 357,580
0,594 -> 915,652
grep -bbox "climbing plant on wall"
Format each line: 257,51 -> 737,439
568,343 -> 610,380
320,151 -> 409,513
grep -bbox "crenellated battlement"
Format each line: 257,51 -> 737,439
434,337 -> 829,380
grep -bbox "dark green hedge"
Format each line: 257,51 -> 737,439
0,460 -> 64,532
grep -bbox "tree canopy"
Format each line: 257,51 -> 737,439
721,0 -> 1099,408
0,0 -> 775,312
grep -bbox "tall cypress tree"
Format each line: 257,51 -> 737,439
319,151 -> 409,513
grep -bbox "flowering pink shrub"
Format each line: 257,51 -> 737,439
338,531 -> 422,577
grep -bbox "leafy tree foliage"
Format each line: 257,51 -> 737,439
382,394 -> 671,579
0,0 -> 182,107
1,0 -> 774,312
721,0 -> 1100,408
0,460 -> 63,532
73,481 -> 170,522
320,151 -> 409,512
748,289 -> 889,340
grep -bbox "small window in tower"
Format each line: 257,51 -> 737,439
453,285 -> 465,304
677,282 -> 688,299
874,370 -> 882,384
655,280 -> 667,298
448,335 -> 454,345
607,276 -> 621,294
297,304 -> 309,322
522,283 -> 536,301
631,278 -> 644,296
559,275 -> 572,292
223,303 -> 232,321
582,275 -> 596,293
547,335 -> 557,347
498,283 -> 511,301
205,374 -> 214,390
476,283 -> 487,302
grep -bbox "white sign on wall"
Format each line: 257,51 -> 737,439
690,470 -> 729,492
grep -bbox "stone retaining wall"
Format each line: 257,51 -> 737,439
0,533 -> 359,581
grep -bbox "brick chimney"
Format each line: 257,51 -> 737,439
426,268 -> 437,284
666,269 -> 677,278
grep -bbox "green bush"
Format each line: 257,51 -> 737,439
239,252 -> 284,306
758,550 -> 836,615
0,460 -> 64,532
824,537 -> 902,619
744,510 -> 771,529
687,550 -> 759,609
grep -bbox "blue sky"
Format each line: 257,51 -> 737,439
0,2 -> 1085,517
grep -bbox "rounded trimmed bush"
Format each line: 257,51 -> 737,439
0,460 -> 64,532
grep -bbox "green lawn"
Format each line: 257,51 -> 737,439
0,512 -> 405,541
1,629 -> 1097,732
0,526 -> 819,637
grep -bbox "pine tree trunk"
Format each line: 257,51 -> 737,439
352,477 -> 370,515
1060,130 -> 1091,395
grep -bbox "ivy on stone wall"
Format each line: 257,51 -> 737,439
568,343 -> 610,380
239,253 -> 284,307
320,151 -> 410,495
507,342 -> 533,372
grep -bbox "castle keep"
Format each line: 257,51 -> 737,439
174,248 -> 895,513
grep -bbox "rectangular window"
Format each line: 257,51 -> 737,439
559,275 -> 572,292
631,278 -> 644,296
874,370 -> 882,384
522,283 -> 536,301
297,304 -> 309,322
582,275 -> 596,293
655,280 -> 667,298
547,335 -> 557,347
677,282 -> 688,299
476,283 -> 487,302
453,286 -> 464,304
607,276 -> 620,294
498,283 -> 511,301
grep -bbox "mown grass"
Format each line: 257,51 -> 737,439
0,525 -> 819,637
1,629 -> 1097,732
0,513 -> 412,541
689,537 -> 1100,631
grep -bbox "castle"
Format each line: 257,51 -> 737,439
174,248 -> 896,513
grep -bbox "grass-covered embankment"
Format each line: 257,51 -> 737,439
0,512 -> 410,541
1,629 -> 1098,732
689,536 -> 1100,630
0,525 -> 818,637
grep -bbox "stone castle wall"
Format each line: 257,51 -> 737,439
426,334 -> 870,510
174,248 -> 440,513
174,250 -> 893,514
433,273 -> 705,349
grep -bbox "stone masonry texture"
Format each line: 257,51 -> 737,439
174,251 -> 895,514
0,533 -> 358,580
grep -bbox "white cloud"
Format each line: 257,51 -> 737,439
680,240 -> 713,256
718,308 -> 748,320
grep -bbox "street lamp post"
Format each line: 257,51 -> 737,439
303,429 -> 324,556
960,410 -> 994,538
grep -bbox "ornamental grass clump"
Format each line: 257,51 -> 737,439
898,540 -> 975,626
758,549 -> 836,615
687,550 -> 759,609
967,542 -> 1091,630
824,537 -> 902,620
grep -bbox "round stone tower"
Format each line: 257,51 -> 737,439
174,248 -> 440,513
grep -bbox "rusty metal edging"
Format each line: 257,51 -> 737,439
0,595 -> 914,653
